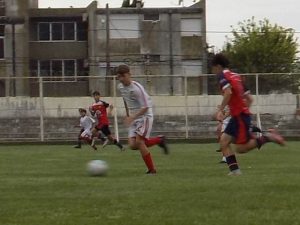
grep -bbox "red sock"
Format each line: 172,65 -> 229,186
142,153 -> 155,171
144,137 -> 161,147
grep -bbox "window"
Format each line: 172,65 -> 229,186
38,22 -> 78,41
38,23 -> 50,41
110,14 -> 139,39
144,13 -> 160,21
40,60 -> 51,76
30,60 -> 38,76
181,18 -> 201,36
77,22 -> 88,41
77,59 -> 89,76
64,60 -> 75,76
52,60 -> 63,77
64,23 -> 75,40
52,23 -> 63,40
34,59 -> 79,80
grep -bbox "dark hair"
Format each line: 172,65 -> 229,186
116,64 -> 130,75
78,108 -> 86,113
92,91 -> 100,96
211,53 -> 230,68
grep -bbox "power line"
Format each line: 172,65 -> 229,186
4,28 -> 300,35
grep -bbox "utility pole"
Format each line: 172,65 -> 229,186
105,3 -> 110,77
12,22 -> 16,96
168,11 -> 174,95
201,0 -> 208,95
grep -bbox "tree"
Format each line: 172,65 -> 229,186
223,18 -> 299,93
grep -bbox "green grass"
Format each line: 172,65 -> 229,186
0,142 -> 300,225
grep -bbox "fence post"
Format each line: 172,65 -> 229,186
113,76 -> 119,141
39,77 -> 44,141
255,74 -> 262,133
184,74 -> 189,139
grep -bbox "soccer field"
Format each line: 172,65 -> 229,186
0,142 -> 299,225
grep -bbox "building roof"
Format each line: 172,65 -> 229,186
29,8 -> 86,18
96,7 -> 202,14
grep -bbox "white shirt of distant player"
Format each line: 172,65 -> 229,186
118,81 -> 153,118
80,115 -> 95,138
221,106 -> 231,133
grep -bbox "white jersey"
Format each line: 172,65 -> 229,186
80,116 -> 94,131
118,81 -> 153,118
221,106 -> 231,132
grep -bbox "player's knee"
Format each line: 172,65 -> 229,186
129,143 -> 138,150
235,146 -> 247,154
220,139 -> 229,149
135,139 -> 146,149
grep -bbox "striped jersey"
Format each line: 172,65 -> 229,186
90,100 -> 110,126
218,69 -> 250,116
118,80 -> 153,118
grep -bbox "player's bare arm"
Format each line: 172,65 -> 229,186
219,87 -> 232,111
244,93 -> 254,107
107,104 -> 114,116
216,88 -> 232,121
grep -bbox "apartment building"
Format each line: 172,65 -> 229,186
0,0 -> 206,97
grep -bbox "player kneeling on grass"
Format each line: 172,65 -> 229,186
116,64 -> 169,174
74,108 -> 97,150
212,53 -> 285,176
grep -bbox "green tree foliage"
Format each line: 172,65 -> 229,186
223,18 -> 299,93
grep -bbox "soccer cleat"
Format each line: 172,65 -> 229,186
146,169 -> 157,174
219,159 -> 227,164
158,135 -> 169,155
265,129 -> 285,146
219,156 -> 227,164
73,145 -> 81,149
91,138 -> 97,150
228,169 -> 242,176
91,145 -> 97,150
216,149 -> 221,152
251,125 -> 262,133
102,139 -> 109,148
91,138 -> 96,147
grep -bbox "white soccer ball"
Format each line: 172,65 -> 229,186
87,160 -> 108,176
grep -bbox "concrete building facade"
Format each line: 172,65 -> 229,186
0,0 -> 206,97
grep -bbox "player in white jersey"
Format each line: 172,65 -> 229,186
74,108 -> 97,150
215,106 -> 231,163
116,64 -> 169,174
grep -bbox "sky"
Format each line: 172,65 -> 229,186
38,0 -> 300,52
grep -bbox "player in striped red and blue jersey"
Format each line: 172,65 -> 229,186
212,53 -> 285,175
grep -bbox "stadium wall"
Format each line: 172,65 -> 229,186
0,93 -> 297,118
0,94 -> 299,141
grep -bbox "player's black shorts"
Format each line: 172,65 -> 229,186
224,113 -> 251,144
96,125 -> 111,136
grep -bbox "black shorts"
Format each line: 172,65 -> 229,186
96,125 -> 111,136
224,113 -> 251,144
